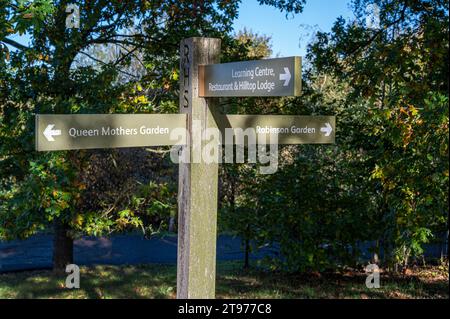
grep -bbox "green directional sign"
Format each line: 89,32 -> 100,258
216,115 -> 335,144
35,114 -> 187,151
199,56 -> 301,97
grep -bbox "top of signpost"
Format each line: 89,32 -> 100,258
199,56 -> 301,97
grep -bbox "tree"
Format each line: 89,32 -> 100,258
234,28 -> 273,59
0,0 -> 307,272
221,0 -> 448,272
308,0 -> 449,269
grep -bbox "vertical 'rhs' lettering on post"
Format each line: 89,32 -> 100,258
182,44 -> 190,108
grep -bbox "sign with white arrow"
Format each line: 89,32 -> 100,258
215,115 -> 335,144
320,122 -> 333,137
199,57 -> 301,97
35,114 -> 187,151
36,113 -> 334,151
43,124 -> 61,141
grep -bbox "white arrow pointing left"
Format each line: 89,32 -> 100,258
43,124 -> 61,142
279,67 -> 291,86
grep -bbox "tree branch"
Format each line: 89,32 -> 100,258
113,45 -> 140,67
78,51 -> 141,80
346,3 -> 409,57
1,37 -> 30,51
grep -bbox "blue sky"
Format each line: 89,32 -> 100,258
233,0 -> 355,58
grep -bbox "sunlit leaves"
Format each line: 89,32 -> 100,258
6,0 -> 55,35
307,0 -> 449,268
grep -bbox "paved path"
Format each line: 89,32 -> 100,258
0,234 -> 277,273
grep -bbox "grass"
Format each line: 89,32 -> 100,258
0,261 -> 448,299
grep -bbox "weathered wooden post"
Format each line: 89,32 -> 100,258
177,37 -> 221,299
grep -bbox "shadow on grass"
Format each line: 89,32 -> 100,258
0,264 -> 177,299
0,262 -> 448,299
216,267 -> 449,299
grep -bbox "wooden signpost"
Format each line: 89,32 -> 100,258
35,37 -> 336,299
177,37 -> 221,299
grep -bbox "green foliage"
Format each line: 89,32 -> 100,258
306,0 -> 449,269
220,0 -> 448,272
0,0 -> 306,248
234,28 -> 273,59
258,0 -> 306,15
12,0 -> 55,35
2,0 -> 445,275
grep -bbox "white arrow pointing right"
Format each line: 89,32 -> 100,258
279,67 -> 291,86
43,124 -> 61,142
320,123 -> 333,137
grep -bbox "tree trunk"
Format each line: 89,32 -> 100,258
372,240 -> 380,264
169,216 -> 175,233
443,230 -> 449,262
53,219 -> 74,273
